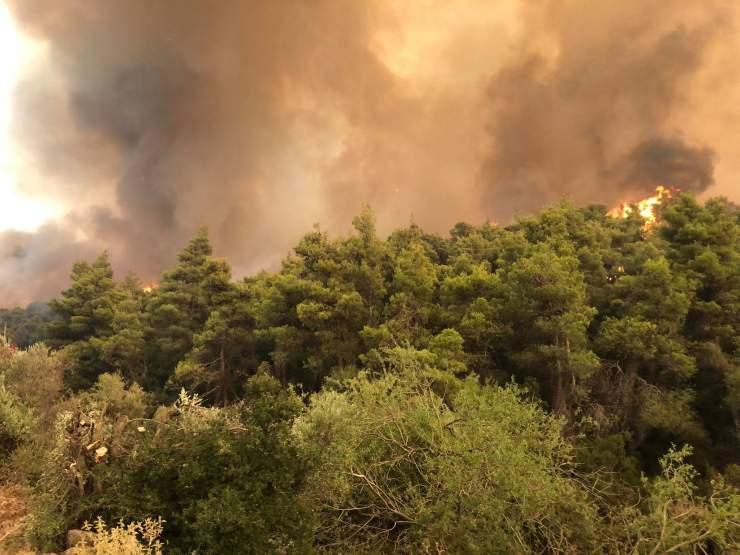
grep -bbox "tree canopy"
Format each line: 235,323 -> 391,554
1,194 -> 738,553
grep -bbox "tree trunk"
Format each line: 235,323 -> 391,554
552,335 -> 566,415
551,369 -> 566,415
219,345 -> 232,406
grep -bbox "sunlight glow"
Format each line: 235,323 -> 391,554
0,3 -> 57,232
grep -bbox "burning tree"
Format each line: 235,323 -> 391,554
609,185 -> 678,229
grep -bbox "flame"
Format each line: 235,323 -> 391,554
609,185 -> 677,228
143,283 -> 157,294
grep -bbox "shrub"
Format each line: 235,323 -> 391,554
2,344 -> 65,416
69,516 -> 164,555
45,373 -> 313,554
0,382 -> 35,462
616,445 -> 740,553
295,347 -> 601,553
25,373 -> 153,551
0,345 -> 66,483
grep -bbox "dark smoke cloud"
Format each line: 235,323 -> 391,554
1,0 -> 738,306
615,136 -> 715,194
482,0 -> 726,218
4,0 -> 407,305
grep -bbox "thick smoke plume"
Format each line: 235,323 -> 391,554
482,0 -> 730,218
2,0 -> 738,305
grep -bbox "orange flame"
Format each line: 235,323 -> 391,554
609,185 -> 677,228
143,283 -> 157,294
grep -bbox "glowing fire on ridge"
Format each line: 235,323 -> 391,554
609,185 -> 678,228
143,283 -> 157,294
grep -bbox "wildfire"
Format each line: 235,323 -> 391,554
143,283 -> 157,294
609,185 -> 677,228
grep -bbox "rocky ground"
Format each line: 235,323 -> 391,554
0,484 -> 33,554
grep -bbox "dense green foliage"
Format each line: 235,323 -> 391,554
1,194 -> 738,553
296,348 -> 602,552
72,376 -> 310,554
0,301 -> 52,348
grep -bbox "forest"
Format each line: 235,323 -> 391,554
0,193 -> 738,553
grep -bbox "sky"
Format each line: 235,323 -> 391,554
1,0 -> 739,306
0,3 -> 58,232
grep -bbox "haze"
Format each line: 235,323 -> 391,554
1,0 -> 739,306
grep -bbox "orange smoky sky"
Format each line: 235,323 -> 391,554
1,0 -> 739,306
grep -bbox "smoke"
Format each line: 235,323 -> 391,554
1,0 -> 738,305
482,0 -> 730,218
4,1 -> 406,301
616,137 -> 715,195
0,219 -> 100,304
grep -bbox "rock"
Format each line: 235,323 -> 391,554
66,528 -> 92,548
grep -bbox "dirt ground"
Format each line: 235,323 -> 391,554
0,484 -> 34,554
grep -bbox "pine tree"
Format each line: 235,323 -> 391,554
496,248 -> 599,414
47,252 -> 122,389
660,194 -> 740,467
145,227 -> 232,385
100,274 -> 148,384
174,282 -> 256,404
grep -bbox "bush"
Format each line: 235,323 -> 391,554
69,516 -> 164,555
0,382 -> 35,462
295,347 -> 602,553
0,344 -> 64,462
2,344 -> 65,416
0,345 -> 67,483
615,445 -> 740,553
34,373 -> 313,554
83,373 -> 148,420
25,373 -> 153,551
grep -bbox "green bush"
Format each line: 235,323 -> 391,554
68,373 -> 312,554
0,344 -> 60,464
25,373 -> 153,551
0,344 -> 66,484
295,347 -> 602,553
2,344 -> 65,416
0,381 -> 35,461
615,445 -> 740,553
